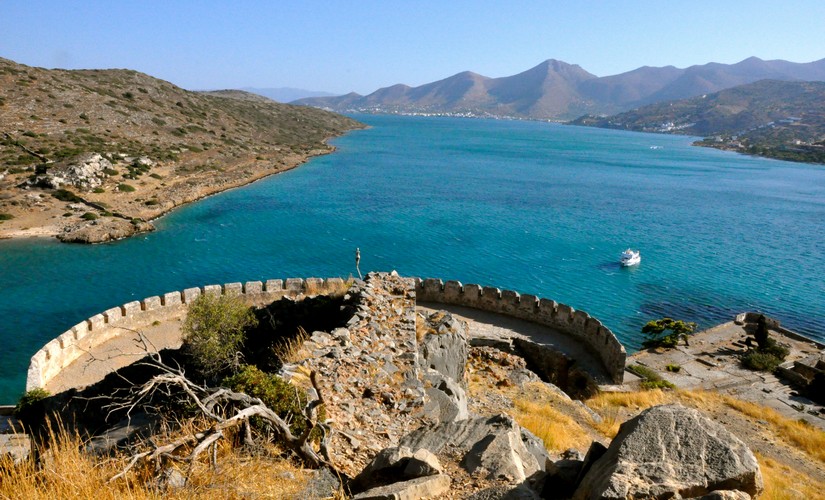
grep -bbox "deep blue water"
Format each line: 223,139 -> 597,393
1,114 -> 824,402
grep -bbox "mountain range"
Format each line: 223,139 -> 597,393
294,57 -> 825,120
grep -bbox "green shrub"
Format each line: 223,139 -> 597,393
117,183 -> 135,192
149,173 -> 163,179
182,294 -> 257,377
222,365 -> 322,439
52,189 -> 82,202
627,364 -> 675,390
0,213 -> 13,221
742,351 -> 784,372
14,388 -> 50,428
81,212 -> 97,221
665,364 -> 681,373
103,167 -> 119,176
93,187 -> 105,193
144,199 -> 159,206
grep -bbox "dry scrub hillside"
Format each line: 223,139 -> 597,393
0,57 -> 362,242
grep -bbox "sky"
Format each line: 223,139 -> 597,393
2,1 -> 824,96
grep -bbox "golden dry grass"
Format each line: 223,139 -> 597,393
757,453 -> 825,500
272,326 -> 311,364
509,382 -> 594,452
0,424 -> 312,499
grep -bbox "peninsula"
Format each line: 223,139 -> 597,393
0,58 -> 363,243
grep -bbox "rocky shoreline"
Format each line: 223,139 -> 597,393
0,144 -> 340,244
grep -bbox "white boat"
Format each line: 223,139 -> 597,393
620,249 -> 641,267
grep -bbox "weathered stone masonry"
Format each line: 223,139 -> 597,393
26,275 -> 626,392
415,278 -> 626,384
26,277 -> 347,391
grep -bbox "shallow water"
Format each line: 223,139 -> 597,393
1,114 -> 823,402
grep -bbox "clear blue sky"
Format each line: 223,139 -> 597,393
2,1 -> 824,95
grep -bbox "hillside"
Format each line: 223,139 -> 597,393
0,57 -> 363,242
571,80 -> 825,164
295,56 -> 825,121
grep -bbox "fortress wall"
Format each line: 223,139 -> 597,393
27,277 -> 348,392
415,278 -> 626,383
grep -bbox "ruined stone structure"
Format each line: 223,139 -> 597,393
415,278 -> 626,383
26,275 -> 626,392
26,277 -> 348,391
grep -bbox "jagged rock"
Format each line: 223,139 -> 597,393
417,310 -> 469,386
155,467 -> 186,491
694,491 -> 752,500
520,427 -> 551,472
352,446 -> 442,493
299,467 -> 343,499
352,474 -> 451,500
399,414 -> 542,483
574,404 -> 763,500
36,153 -> 113,190
422,370 -> 469,423
466,483 -> 543,499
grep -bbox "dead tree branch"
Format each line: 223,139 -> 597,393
108,355 -> 334,483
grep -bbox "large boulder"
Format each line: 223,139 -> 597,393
417,310 -> 469,386
574,404 -> 763,500
422,369 -> 469,423
399,414 -> 543,483
351,446 -> 443,493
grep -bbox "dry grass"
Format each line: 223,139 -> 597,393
588,389 -> 825,476
757,453 -> 825,500
509,382 -> 594,452
0,424 -> 312,499
272,326 -> 311,364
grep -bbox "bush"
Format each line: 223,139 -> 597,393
627,364 -> 675,390
117,183 -> 135,192
92,187 -> 105,193
14,388 -> 50,428
182,293 -> 257,377
742,351 -> 784,372
222,365 -> 321,439
52,189 -> 82,202
81,212 -> 97,221
641,317 -> 697,349
0,213 -> 13,221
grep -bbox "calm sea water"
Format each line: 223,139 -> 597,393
1,115 -> 824,402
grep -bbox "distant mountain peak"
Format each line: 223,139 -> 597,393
293,56 -> 825,120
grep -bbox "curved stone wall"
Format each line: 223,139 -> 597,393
26,277 -> 347,392
414,278 -> 626,383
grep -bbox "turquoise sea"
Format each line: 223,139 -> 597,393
1,115 -> 824,402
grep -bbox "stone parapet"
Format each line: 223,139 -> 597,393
26,277 -> 348,392
414,278 -> 626,383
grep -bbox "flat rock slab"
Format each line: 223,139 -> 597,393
629,321 -> 825,430
352,474 -> 451,500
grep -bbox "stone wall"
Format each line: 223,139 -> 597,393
26,277 -> 347,392
414,278 -> 626,383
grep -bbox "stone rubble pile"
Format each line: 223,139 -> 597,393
282,272 -> 764,499
32,153 -> 113,190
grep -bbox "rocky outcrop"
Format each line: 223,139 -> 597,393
399,414 -> 544,483
573,404 -> 763,500
351,446 -> 445,494
57,217 -> 154,243
417,309 -> 470,423
34,153 -> 113,190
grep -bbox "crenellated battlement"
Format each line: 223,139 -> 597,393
414,278 -> 626,383
26,277 -> 348,391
